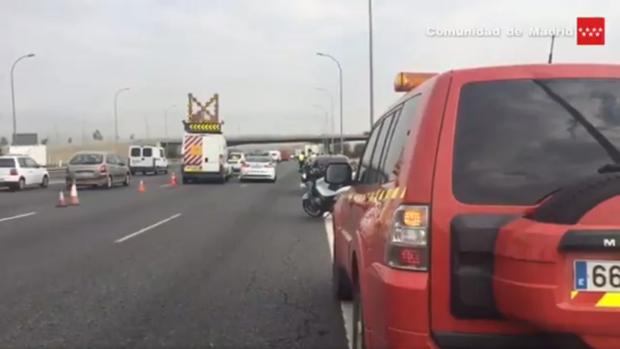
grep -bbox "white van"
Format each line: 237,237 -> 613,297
181,133 -> 231,183
128,145 -> 168,175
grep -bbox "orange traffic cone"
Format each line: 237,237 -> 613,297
138,180 -> 146,193
57,191 -> 67,208
69,183 -> 80,206
169,172 -> 177,187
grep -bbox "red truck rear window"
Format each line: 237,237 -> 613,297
453,78 -> 620,205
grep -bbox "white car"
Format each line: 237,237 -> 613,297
129,145 -> 168,175
268,150 -> 282,163
239,155 -> 277,182
0,155 -> 50,190
227,152 -> 246,173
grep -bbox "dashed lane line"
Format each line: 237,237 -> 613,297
114,213 -> 182,243
0,211 -> 37,223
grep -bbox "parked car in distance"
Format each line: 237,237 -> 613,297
0,155 -> 49,191
268,150 -> 282,163
66,151 -> 130,189
227,152 -> 246,173
129,145 -> 168,175
239,155 -> 277,182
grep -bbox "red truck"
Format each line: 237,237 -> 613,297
327,64 -> 620,349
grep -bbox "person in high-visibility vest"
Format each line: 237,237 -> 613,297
298,152 -> 306,170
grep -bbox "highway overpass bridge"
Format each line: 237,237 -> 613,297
159,133 -> 368,146
158,133 -> 369,157
45,133 -> 369,165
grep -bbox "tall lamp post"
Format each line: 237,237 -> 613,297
114,87 -> 130,143
164,104 -> 177,138
313,104 -> 330,153
10,53 -> 35,143
316,52 -> 344,154
315,87 -> 335,152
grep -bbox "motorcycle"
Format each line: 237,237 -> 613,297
300,165 -> 319,186
302,176 -> 344,217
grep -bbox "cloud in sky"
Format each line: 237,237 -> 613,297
0,0 -> 617,142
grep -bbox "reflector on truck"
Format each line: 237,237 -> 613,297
183,135 -> 203,166
184,121 -> 222,134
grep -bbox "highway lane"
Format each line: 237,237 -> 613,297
0,163 -> 348,348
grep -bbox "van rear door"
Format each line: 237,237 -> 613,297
183,135 -> 203,172
129,146 -> 143,169
202,135 -> 223,173
142,147 -> 155,169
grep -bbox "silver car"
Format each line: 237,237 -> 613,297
66,151 -> 130,189
239,155 -> 277,182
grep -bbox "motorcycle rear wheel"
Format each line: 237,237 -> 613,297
303,199 -> 324,217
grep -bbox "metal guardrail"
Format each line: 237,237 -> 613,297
47,168 -> 66,180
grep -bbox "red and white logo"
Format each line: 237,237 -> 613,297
577,17 -> 605,45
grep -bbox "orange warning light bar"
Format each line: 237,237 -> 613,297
394,72 -> 436,92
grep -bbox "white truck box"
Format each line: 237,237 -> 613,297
9,145 -> 47,166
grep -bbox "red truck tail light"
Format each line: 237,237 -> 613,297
99,164 -> 107,173
9,168 -> 18,176
386,205 -> 429,271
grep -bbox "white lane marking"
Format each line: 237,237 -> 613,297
240,184 -> 248,188
160,184 -> 171,188
0,211 -> 37,223
324,215 -> 353,349
115,213 -> 182,243
49,180 -> 66,185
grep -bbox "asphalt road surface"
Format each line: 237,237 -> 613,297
0,163 -> 348,349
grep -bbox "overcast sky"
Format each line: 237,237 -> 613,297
0,0 -> 617,143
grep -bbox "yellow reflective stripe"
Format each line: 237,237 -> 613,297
596,293 -> 620,308
373,192 -> 381,203
377,190 -> 387,202
571,291 -> 579,299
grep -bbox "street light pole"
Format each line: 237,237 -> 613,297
313,104 -> 330,152
315,87 -> 335,153
10,53 -> 35,143
316,52 -> 344,154
164,104 -> 176,138
368,0 -> 375,128
114,87 -> 130,143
